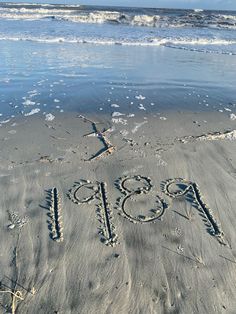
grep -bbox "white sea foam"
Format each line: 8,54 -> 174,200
1,34 -> 235,54
45,113 -> 55,121
135,95 -> 146,100
112,118 -> 127,125
0,4 -> 236,58
23,99 -> 36,106
0,119 -> 10,124
112,112 -> 125,117
131,121 -> 148,133
24,108 -> 40,116
0,6 -> 235,30
230,113 -> 236,120
138,104 -> 146,110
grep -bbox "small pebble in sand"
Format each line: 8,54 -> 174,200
8,224 -> 15,230
160,117 -> 167,120
230,113 -> 236,120
177,245 -> 184,254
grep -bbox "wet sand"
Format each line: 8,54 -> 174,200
0,111 -> 236,313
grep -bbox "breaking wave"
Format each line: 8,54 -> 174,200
0,3 -> 236,29
1,33 -> 235,54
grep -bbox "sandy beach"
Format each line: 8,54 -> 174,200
1,2 -> 236,312
0,110 -> 236,313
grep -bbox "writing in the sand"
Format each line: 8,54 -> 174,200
66,175 -> 224,246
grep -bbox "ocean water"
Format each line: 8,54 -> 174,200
1,3 -> 236,53
0,3 -> 236,121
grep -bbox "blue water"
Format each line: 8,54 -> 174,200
0,3 -> 236,54
0,3 -> 236,122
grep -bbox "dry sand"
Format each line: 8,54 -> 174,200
0,111 -> 236,313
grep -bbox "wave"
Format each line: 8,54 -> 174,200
1,34 -> 235,54
152,37 -> 236,46
0,2 -> 81,8
0,5 -> 236,29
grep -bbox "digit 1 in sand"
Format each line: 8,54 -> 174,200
98,182 -> 118,246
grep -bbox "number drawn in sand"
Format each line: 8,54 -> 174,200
116,175 -> 167,224
69,180 -> 118,246
163,178 -> 225,244
68,180 -> 100,204
48,187 -> 64,242
97,182 -> 118,246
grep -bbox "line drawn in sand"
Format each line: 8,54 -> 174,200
97,182 -> 118,246
68,180 -> 118,246
162,178 -> 225,245
47,188 -> 64,242
176,129 -> 236,144
78,115 -> 115,161
116,175 -> 167,224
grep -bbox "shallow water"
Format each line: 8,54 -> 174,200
0,39 -> 236,123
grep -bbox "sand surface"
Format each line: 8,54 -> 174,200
0,111 -> 236,313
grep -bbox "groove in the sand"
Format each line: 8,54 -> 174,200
49,187 -> 64,242
68,181 -> 100,205
68,180 -> 118,246
98,182 -> 118,246
163,178 -> 224,243
116,175 -> 167,224
78,114 -> 115,161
